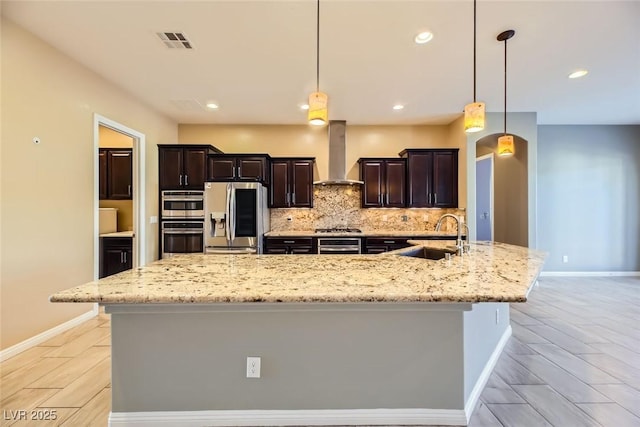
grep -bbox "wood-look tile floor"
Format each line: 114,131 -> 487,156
1,276 -> 638,426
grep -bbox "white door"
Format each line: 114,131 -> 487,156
475,154 -> 494,241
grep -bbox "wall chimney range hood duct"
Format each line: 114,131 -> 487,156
313,120 -> 364,185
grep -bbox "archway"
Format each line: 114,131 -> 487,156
476,133 -> 528,246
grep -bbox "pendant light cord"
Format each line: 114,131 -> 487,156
473,0 -> 477,103
503,37 -> 508,135
316,0 -> 320,93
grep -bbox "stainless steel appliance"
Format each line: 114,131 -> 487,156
161,220 -> 204,257
204,182 -> 269,254
161,190 -> 204,219
315,228 -> 362,254
317,237 -> 362,254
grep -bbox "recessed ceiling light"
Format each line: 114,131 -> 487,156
414,31 -> 434,44
393,104 -> 405,110
568,69 -> 588,79
205,102 -> 219,110
300,104 -> 310,110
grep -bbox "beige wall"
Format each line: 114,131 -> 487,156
0,18 -> 178,350
99,125 -> 134,149
179,123 -> 466,202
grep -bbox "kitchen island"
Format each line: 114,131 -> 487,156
51,241 -> 546,426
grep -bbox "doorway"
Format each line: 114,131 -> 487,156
475,154 -> 494,241
93,114 -> 146,280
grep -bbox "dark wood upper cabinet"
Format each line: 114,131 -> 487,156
399,149 -> 458,208
99,148 -> 132,200
108,150 -> 133,199
358,158 -> 406,208
269,158 -> 315,208
207,154 -> 269,183
158,145 -> 221,190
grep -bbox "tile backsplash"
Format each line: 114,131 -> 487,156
270,185 -> 465,232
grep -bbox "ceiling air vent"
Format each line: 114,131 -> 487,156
157,32 -> 193,49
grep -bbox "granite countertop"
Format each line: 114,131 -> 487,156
265,230 -> 462,237
100,231 -> 135,238
50,241 -> 546,305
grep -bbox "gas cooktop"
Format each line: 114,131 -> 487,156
314,228 -> 362,233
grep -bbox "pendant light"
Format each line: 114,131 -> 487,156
464,0 -> 485,133
308,0 -> 328,126
497,29 -> 515,157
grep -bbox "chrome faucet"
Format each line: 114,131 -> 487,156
435,214 -> 466,256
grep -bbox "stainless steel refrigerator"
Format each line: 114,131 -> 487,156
204,182 -> 270,254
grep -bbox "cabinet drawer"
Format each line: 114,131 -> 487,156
265,237 -> 314,246
365,237 -> 409,246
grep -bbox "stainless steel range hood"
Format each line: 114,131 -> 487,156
313,120 -> 364,185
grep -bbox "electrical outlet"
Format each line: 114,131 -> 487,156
246,357 -> 261,378
382,215 -> 388,222
562,255 -> 569,263
149,216 -> 158,224
401,215 -> 408,222
422,214 -> 428,222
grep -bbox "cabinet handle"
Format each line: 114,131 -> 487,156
287,193 -> 290,205
120,252 -> 124,263
185,175 -> 189,186
128,185 -> 131,196
383,240 -> 395,244
428,193 -> 432,204
179,174 -> 183,186
123,251 -> 127,264
434,193 -> 437,204
236,166 -> 240,178
292,192 -> 296,205
284,240 -> 295,244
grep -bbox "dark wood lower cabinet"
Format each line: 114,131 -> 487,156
100,237 -> 132,278
363,237 -> 411,254
264,237 -> 316,254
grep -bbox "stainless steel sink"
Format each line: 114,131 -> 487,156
398,246 -> 456,260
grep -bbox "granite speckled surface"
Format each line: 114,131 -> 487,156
265,230 -> 462,237
50,241 -> 546,305
270,185 -> 466,233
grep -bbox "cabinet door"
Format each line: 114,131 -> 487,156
290,246 -> 314,254
270,160 -> 290,207
360,161 -> 384,208
238,157 -> 267,182
183,148 -> 207,189
265,247 -> 288,254
406,152 -> 433,207
291,160 -> 313,208
108,150 -> 133,199
208,157 -> 236,181
432,151 -> 458,208
159,147 -> 183,189
384,160 -> 406,207
99,150 -> 108,200
103,248 -> 125,278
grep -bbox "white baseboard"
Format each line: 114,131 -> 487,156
540,271 -> 640,277
0,307 -> 98,362
108,408 -> 467,426
463,324 -> 512,421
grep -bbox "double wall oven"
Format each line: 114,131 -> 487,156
160,190 -> 205,257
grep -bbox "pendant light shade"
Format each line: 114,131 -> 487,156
464,102 -> 485,133
497,29 -> 515,157
308,0 -> 328,126
498,134 -> 514,156
464,0 -> 485,133
308,91 -> 328,126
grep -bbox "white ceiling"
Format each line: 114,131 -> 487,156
2,0 -> 639,126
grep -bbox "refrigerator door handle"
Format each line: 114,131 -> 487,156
225,183 -> 232,245
229,184 -> 236,243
